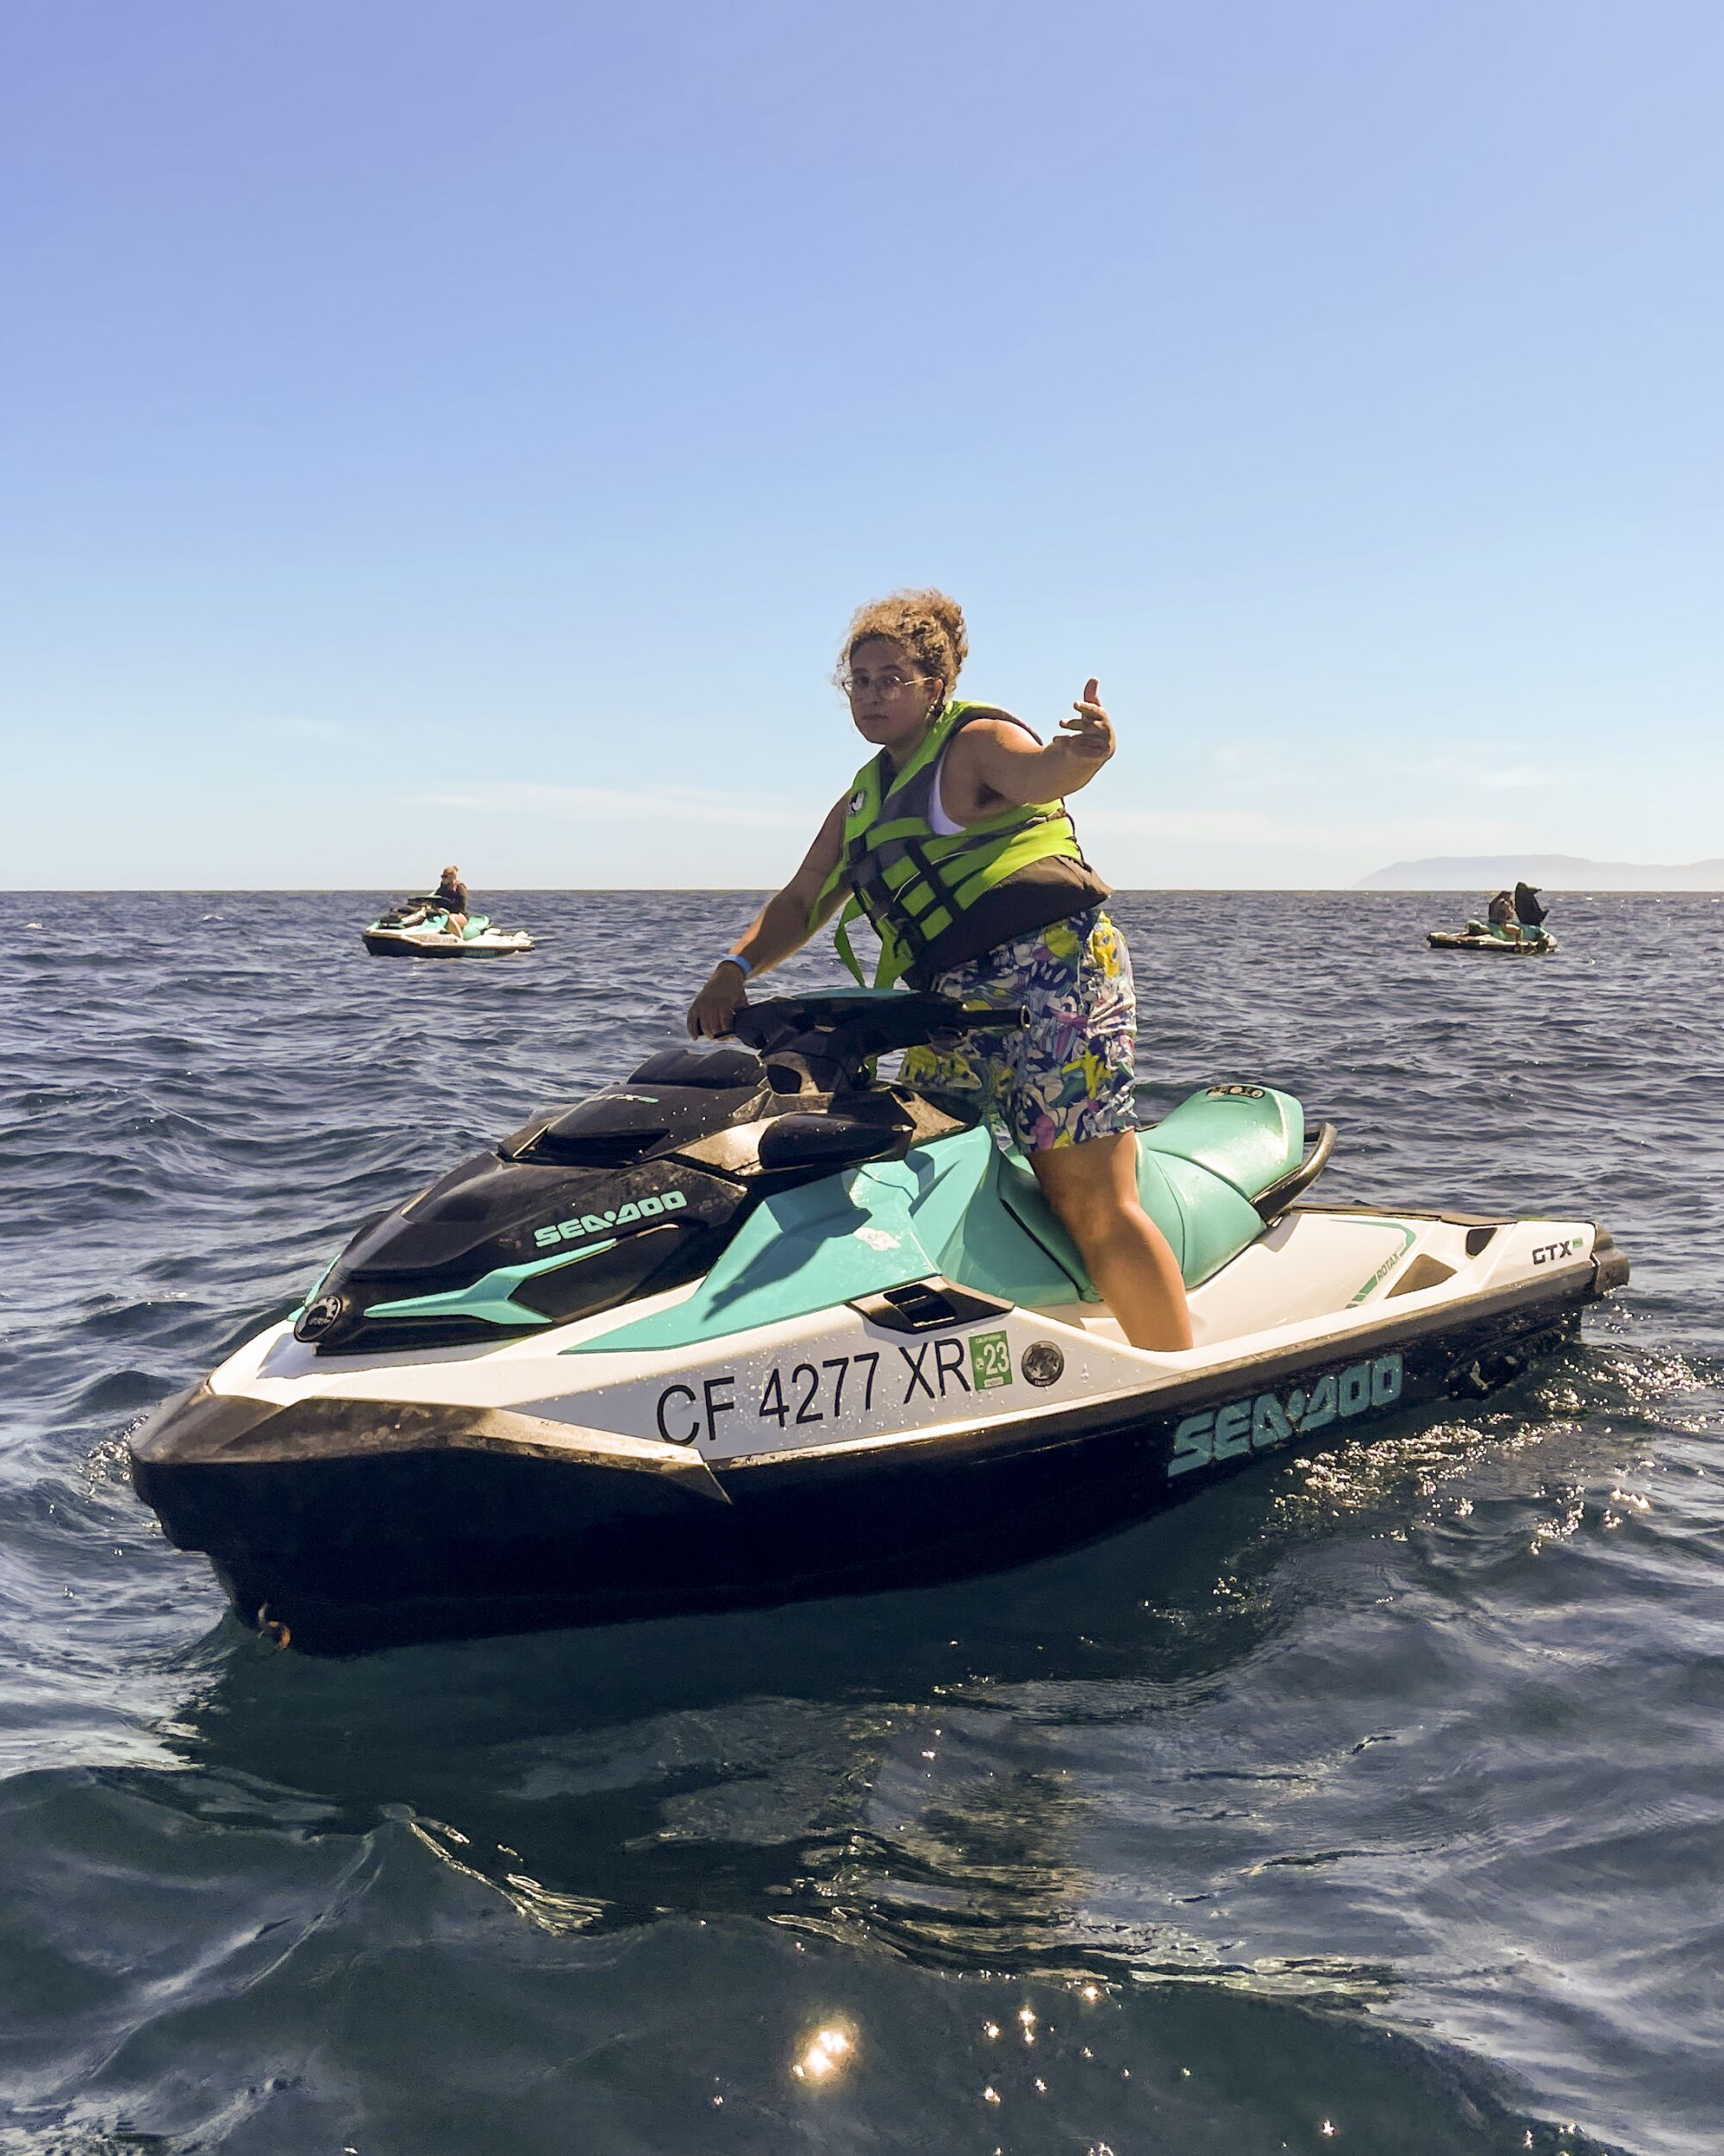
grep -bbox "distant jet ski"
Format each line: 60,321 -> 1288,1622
128,990 -> 1626,1654
361,898 -> 534,958
1427,918 -> 1558,955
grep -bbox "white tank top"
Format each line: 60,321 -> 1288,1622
927,746 -> 963,835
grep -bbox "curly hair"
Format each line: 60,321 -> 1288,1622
839,588 -> 968,693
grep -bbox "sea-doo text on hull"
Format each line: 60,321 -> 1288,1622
131,994 -> 1627,1653
362,897 -> 534,957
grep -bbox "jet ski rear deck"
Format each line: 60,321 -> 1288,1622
130,993 -> 1628,1653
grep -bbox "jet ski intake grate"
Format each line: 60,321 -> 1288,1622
849,1277 -> 1015,1334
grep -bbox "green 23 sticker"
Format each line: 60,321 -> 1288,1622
970,1330 -> 1013,1390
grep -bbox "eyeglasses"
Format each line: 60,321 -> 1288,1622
836,669 -> 934,699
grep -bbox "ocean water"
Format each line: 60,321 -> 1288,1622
3,889 -> 1721,2156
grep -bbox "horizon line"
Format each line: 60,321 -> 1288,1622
16,885 -> 1718,898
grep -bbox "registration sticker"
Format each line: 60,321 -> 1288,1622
969,1329 -> 1013,1390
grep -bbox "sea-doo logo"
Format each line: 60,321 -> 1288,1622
534,1189 -> 688,1250
849,788 -> 868,815
1532,1237 -> 1579,1265
294,1294 -> 345,1342
1168,1352 -> 1403,1479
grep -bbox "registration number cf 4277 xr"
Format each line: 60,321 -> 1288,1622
653,1329 -> 1017,1449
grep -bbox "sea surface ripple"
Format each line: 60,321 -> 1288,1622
2,889 -> 1721,2155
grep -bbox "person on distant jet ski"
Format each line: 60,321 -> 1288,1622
1515,881 -> 1547,928
1486,890 -> 1525,942
433,866 -> 470,939
686,588 -> 1192,1352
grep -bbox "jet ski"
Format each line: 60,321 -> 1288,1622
129,991 -> 1628,1653
361,897 -> 534,958
1427,921 -> 1558,955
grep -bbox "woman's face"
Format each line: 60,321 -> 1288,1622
842,635 -> 942,756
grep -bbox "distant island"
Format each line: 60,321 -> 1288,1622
1357,853 -> 1724,891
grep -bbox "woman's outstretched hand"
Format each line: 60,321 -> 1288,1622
687,965 -> 749,1039
1060,678 -> 1115,763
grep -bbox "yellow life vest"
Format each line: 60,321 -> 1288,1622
812,702 -> 1093,988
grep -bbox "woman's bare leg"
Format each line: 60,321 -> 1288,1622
1030,1130 -> 1193,1352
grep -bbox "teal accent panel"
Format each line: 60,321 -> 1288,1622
1346,1222 -> 1418,1304
994,1157 -> 1098,1301
565,1128 -> 1084,1354
904,1142 -> 1085,1306
462,915 -> 491,939
564,1160 -> 945,1354
1139,1088 -> 1303,1199
289,1248 -> 345,1322
366,1236 -> 618,1328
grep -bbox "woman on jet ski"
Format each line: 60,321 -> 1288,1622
687,589 -> 1193,1352
1486,890 -> 1524,941
433,866 -> 470,938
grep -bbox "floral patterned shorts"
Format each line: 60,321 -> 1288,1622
898,909 -> 1139,1156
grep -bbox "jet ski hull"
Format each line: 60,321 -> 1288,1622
361,928 -> 534,957
131,1216 -> 1627,1655
1427,930 -> 1557,954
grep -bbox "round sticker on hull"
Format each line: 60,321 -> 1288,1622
1021,1341 -> 1065,1387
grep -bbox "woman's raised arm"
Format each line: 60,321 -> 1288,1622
949,679 -> 1116,809
685,797 -> 848,1039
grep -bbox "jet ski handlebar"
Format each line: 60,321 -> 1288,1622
732,992 -> 1027,1092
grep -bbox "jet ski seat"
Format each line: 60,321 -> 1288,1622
995,1084 -> 1306,1297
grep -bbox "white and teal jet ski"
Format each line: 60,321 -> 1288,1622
362,897 -> 534,957
1427,919 -> 1558,955
130,992 -> 1627,1653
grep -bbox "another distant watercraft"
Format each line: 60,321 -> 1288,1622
361,897 -> 534,958
1427,922 -> 1558,956
129,991 -> 1627,1653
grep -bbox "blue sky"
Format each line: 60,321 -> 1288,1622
4,0 -> 1720,888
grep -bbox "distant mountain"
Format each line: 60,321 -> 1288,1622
1356,853 -> 1724,891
